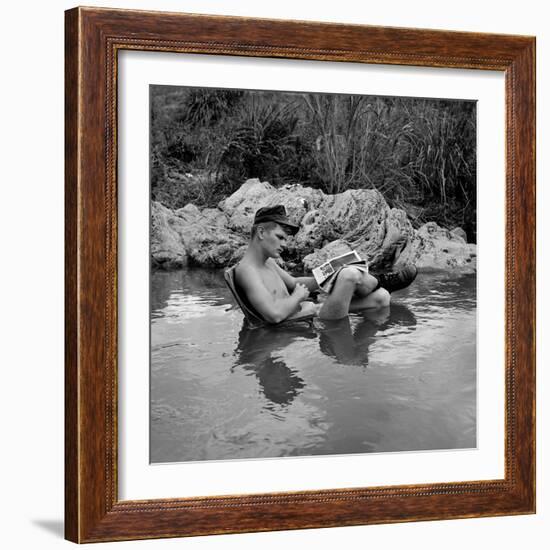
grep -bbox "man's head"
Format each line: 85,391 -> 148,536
250,205 -> 298,259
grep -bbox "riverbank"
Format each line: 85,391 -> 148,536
152,178 -> 476,274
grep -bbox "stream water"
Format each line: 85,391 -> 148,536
150,268 -> 476,463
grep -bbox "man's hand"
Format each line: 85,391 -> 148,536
299,301 -> 320,316
293,282 -> 310,301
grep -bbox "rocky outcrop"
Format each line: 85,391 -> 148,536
151,178 -> 476,273
295,189 -> 389,252
151,202 -> 187,269
168,203 -> 247,268
298,191 -> 415,271
394,222 -> 477,272
219,179 -> 324,233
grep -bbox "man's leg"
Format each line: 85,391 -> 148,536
347,269 -> 390,310
352,270 -> 379,298
349,288 -> 390,312
319,267 -> 390,320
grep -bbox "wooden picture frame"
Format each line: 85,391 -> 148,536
65,6 -> 536,543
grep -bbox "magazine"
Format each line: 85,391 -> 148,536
312,250 -> 369,293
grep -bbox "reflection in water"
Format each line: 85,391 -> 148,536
234,304 -> 417,409
318,305 -> 417,367
234,325 -> 314,406
150,268 -> 476,463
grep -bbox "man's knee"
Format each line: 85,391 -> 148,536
338,266 -> 362,286
373,288 -> 391,307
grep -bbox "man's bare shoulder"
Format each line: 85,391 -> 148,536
266,258 -> 295,286
234,259 -> 261,288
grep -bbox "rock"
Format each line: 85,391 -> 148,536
187,235 -> 247,268
152,200 -> 246,269
302,240 -> 354,271
219,178 -> 324,233
265,184 -> 325,225
395,222 -> 477,273
170,206 -> 228,245
356,207 -> 415,271
200,208 -> 229,229
174,203 -> 200,219
301,215 -> 473,275
451,226 -> 468,243
169,203 -> 201,241
219,178 -> 274,214
295,189 -> 414,271
151,201 -> 187,269
219,178 -> 276,232
171,206 -> 247,268
152,180 -> 477,273
295,189 -> 387,251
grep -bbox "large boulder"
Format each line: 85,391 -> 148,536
295,189 -> 388,252
151,201 -> 187,269
295,189 -> 414,270
361,208 -> 416,271
219,178 -> 324,234
219,178 -> 274,215
219,178 -> 276,232
171,204 -> 247,268
152,200 -> 247,269
264,184 -> 325,226
395,222 -> 477,273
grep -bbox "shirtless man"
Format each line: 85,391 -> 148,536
234,205 -> 416,323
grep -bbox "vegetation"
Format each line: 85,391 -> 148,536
151,85 -> 477,241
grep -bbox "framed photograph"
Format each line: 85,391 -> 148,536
65,7 -> 535,543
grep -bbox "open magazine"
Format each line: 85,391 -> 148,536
312,250 -> 369,293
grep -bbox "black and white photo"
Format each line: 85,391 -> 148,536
150,85 -> 477,463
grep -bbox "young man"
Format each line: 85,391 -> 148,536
234,205 -> 417,323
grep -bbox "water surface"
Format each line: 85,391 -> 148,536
151,268 -> 476,462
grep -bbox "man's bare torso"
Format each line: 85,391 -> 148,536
236,258 -> 289,299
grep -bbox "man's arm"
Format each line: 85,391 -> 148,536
237,267 -> 309,324
268,259 -> 319,293
294,276 -> 319,292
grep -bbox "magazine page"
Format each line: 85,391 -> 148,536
312,250 -> 362,287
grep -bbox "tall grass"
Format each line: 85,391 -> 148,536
216,96 -> 301,187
